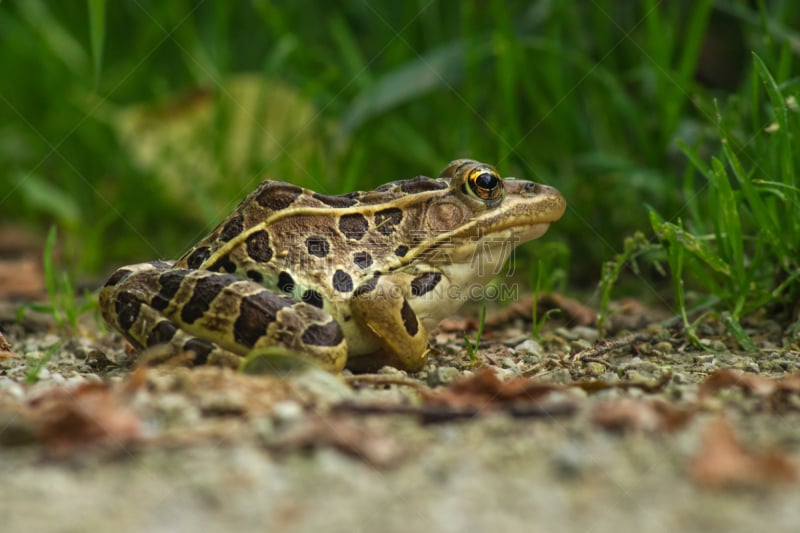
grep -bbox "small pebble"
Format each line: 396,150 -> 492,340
539,368 -> 572,384
272,401 -> 304,423
501,357 -> 521,374
551,442 -> 590,478
570,339 -> 593,352
571,326 -> 599,342
653,341 -> 673,353
584,362 -> 605,377
378,365 -> 405,375
427,366 -> 461,387
598,371 -> 619,383
513,339 -> 543,358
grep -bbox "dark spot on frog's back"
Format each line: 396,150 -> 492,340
256,182 -> 302,211
306,236 -> 330,258
246,270 -> 263,283
332,270 -> 353,292
219,214 -> 244,242
246,230 -> 273,263
353,273 -> 379,297
186,246 -> 211,269
233,290 -> 292,348
313,192 -> 358,208
104,268 -> 132,287
278,271 -> 295,293
353,251 -> 372,269
374,208 -> 403,235
207,254 -> 236,273
338,213 -> 369,240
400,176 -> 447,194
301,289 -> 324,308
410,272 -> 442,297
302,320 -> 344,347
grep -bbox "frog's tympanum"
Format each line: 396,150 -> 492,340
100,160 -> 566,372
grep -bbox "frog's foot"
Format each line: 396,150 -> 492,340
349,274 -> 429,372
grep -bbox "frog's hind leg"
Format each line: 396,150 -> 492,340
99,262 -> 242,367
99,262 -> 348,371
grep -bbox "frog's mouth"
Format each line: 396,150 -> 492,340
513,222 -> 552,243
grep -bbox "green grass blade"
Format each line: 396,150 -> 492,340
42,226 -> 61,326
87,0 -> 106,80
340,40 -> 487,136
709,158 -> 744,286
721,312 -> 757,351
25,342 -> 62,384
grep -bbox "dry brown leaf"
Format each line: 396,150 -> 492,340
420,367 -> 566,413
33,382 -> 143,455
700,369 -> 777,397
267,416 -> 402,467
536,293 -> 597,326
0,226 -> 45,299
689,416 -> 797,488
591,398 -> 694,433
700,369 -> 800,402
0,330 -> 15,360
0,258 -> 45,299
482,293 -> 596,328
604,298 -> 668,332
437,293 -> 597,333
435,317 -> 470,332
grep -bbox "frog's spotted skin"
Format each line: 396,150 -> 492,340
99,159 -> 566,372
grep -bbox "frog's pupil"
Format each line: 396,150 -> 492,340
476,172 -> 498,190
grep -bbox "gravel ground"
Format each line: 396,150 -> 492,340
1,306 -> 799,533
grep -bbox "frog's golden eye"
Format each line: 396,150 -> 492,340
467,168 -> 503,203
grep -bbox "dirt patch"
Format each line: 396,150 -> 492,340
1,303 -> 799,533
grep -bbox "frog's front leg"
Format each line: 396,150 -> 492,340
99,263 -> 348,371
348,274 -> 429,372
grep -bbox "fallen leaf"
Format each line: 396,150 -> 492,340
0,226 -> 45,299
689,416 -> 797,488
700,369 -> 778,397
536,293 -> 597,326
572,371 -> 672,394
604,298 -> 668,332
0,258 -> 45,299
32,382 -> 143,455
483,293 -> 596,327
591,398 -> 694,432
266,415 -> 402,467
332,399 -> 577,424
420,367 -> 568,415
0,330 -> 15,360
437,293 -> 597,332
0,330 -> 10,351
436,316 -> 472,332
699,369 -> 800,410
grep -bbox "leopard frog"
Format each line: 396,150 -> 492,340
99,159 -> 566,372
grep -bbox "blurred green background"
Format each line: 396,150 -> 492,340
0,1 -> 797,300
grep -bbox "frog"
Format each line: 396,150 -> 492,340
99,159 -> 566,372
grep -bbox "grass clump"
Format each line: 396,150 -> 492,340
1,1 -> 799,337
628,53 -> 800,346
